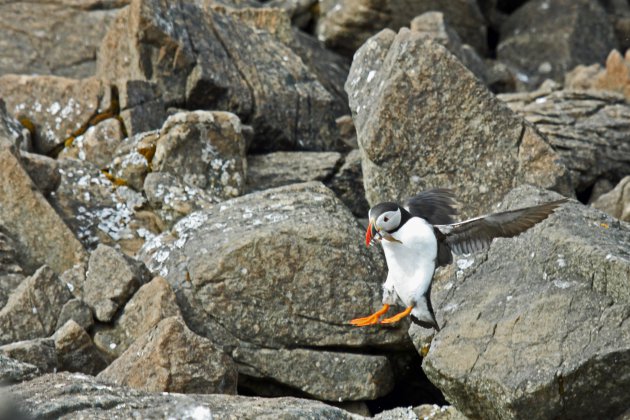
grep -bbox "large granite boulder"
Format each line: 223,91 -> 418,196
97,0 -> 341,152
499,85 -> 630,193
139,182 -> 409,399
414,185 -> 630,419
346,28 -> 571,217
497,0 -> 617,90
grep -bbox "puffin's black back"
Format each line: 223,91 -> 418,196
404,189 -> 457,225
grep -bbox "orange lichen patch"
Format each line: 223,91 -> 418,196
101,169 -> 128,187
137,143 -> 156,168
600,223 -> 610,229
64,136 -> 76,148
420,343 -> 431,358
18,117 -> 36,137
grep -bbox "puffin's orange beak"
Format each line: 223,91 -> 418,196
365,219 -> 377,247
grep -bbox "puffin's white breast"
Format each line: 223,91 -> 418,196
381,217 -> 438,306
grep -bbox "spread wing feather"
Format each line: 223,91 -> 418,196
404,189 -> 458,225
437,199 -> 567,255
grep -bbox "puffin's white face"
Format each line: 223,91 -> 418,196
375,209 -> 401,232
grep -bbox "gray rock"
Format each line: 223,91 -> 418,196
346,29 -> 571,217
98,316 -> 238,394
144,172 -> 219,228
0,354 -> 38,385
245,151 -> 342,193
93,276 -> 180,359
152,111 -> 247,199
116,79 -> 167,137
8,372 -> 361,419
0,149 -> 87,274
18,151 -> 60,195
58,118 -> 125,169
0,266 -> 72,345
54,320 -> 107,376
49,158 -> 161,255
59,263 -> 87,300
55,299 -> 94,332
234,347 -> 394,401
497,0 -> 617,90
0,99 -> 30,151
592,176 -> 630,222
97,0 -> 341,152
84,244 -> 150,322
499,88 -> 630,192
138,182 -> 409,396
0,231 -> 25,309
0,338 -> 57,373
0,1 -> 126,78
316,0 -> 487,56
108,130 -> 159,192
327,149 -> 370,218
418,185 -> 630,419
0,75 -> 109,154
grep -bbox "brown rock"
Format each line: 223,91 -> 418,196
0,99 -> 30,151
58,118 -> 125,168
497,0 -> 617,90
0,266 -> 72,345
0,149 -> 87,274
0,75 -> 109,154
93,276 -> 180,359
53,320 -> 106,375
0,1 -> 127,78
0,231 -> 25,309
591,176 -> 630,221
84,244 -> 150,322
98,317 -> 238,394
566,49 -> 630,100
346,29 -> 571,217
55,299 -> 94,332
18,151 -> 61,195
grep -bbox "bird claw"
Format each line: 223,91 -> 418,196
349,304 -> 390,327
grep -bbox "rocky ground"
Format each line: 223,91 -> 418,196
0,0 -> 629,419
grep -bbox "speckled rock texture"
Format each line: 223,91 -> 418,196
592,176 -> 630,222
346,28 -> 571,217
412,185 -> 630,419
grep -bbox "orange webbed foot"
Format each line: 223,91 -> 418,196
380,306 -> 413,324
349,304 -> 390,327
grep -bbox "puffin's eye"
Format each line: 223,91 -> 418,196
384,217 -> 389,222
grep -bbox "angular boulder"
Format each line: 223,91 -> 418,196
418,185 -> 630,419
497,0 -> 617,90
53,320 -> 107,376
346,29 -> 571,217
591,176 -> 630,222
98,317 -> 238,394
0,338 -> 57,373
83,244 -> 150,322
0,266 -> 72,345
0,355 -> 38,385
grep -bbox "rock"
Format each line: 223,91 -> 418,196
234,347 -> 394,401
0,231 -> 25,309
0,266 -> 72,345
499,87 -> 630,192
346,29 -> 571,217
49,158 -> 160,255
0,1 -> 126,78
59,263 -> 86,300
54,320 -> 107,375
0,354 -> 38,385
410,12 -> 486,83
98,0 -> 341,152
0,149 -> 87,274
316,0 -> 487,56
8,372 -> 361,419
93,276 -> 180,359
412,405 -> 468,420
18,151 -> 61,195
0,339 -> 57,373
98,317 -> 238,394
55,299 -> 94,332
84,244 -> 150,322
245,151 -> 342,193
336,114 -> 358,149
266,0 -> 317,28
144,172 -> 219,228
58,118 -> 125,169
327,149 -> 370,218
592,176 -> 630,222
418,185 -> 630,419
497,0 -> 617,90
152,111 -> 247,199
0,99 -> 31,151
138,182 -> 408,395
107,130 -> 159,192
116,80 -> 167,137
0,75 -> 109,154
566,49 -> 630,100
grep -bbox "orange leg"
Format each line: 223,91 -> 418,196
350,304 -> 390,327
380,306 -> 413,324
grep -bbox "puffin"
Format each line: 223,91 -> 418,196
350,189 -> 567,330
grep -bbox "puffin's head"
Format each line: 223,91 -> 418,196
365,202 -> 402,247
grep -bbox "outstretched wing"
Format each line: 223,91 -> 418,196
436,199 -> 568,255
404,189 -> 458,225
